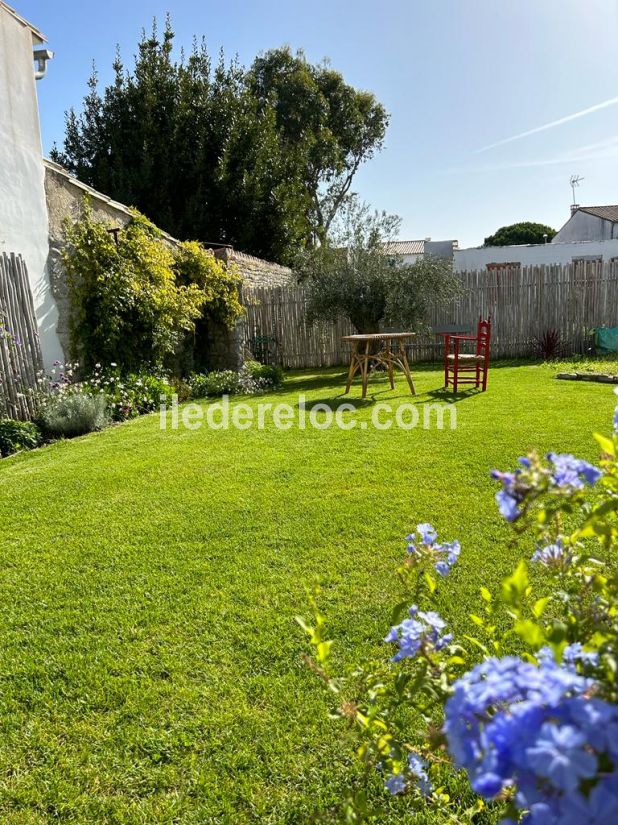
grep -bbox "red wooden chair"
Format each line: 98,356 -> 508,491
443,317 -> 491,392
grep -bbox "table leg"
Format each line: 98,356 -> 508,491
386,344 -> 395,389
361,340 -> 370,399
398,341 -> 416,395
345,342 -> 359,394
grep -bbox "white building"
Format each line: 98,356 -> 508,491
0,1 -> 62,364
552,205 -> 618,243
383,238 -> 458,265
454,238 -> 618,272
455,204 -> 618,272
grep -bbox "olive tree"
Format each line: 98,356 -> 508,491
296,202 -> 461,334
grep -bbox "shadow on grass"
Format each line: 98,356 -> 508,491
288,371 -> 484,406
300,397 -> 375,412
285,370 -> 348,395
419,386 -> 483,405
285,358 -> 541,395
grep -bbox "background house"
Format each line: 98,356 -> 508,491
552,205 -> 618,243
454,238 -> 618,271
383,238 -> 458,264
455,204 -> 618,271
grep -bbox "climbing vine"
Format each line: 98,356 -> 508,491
62,199 -> 243,372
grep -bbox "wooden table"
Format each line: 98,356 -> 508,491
342,333 -> 416,399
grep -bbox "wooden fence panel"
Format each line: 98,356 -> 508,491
0,253 -> 43,420
241,263 -> 618,369
241,285 -> 355,368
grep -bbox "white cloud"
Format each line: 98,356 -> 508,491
476,96 -> 618,153
444,135 -> 618,175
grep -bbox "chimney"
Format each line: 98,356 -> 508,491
570,203 -> 579,215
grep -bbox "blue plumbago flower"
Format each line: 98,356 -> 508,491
562,642 -> 599,670
526,723 -> 597,792
407,752 -> 432,796
416,523 -> 437,545
558,776 -> 618,825
532,538 -> 571,569
444,653 -> 618,821
385,606 -> 451,662
434,560 -> 450,577
547,453 -> 602,489
496,489 -> 521,522
405,527 -> 461,575
385,773 -> 406,795
491,469 -> 527,522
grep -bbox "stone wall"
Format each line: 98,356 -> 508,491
210,249 -> 293,370
45,160 -> 137,359
43,159 -> 293,369
214,247 -> 293,288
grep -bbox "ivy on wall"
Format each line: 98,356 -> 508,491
62,199 -> 244,372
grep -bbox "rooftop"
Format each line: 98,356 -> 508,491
0,1 -> 46,43
382,240 -> 427,255
576,205 -> 618,223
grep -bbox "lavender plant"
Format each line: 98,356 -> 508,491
299,393 -> 618,823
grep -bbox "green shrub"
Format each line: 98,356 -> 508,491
173,241 -> 244,328
82,367 -> 174,421
243,360 -> 284,389
189,362 -> 284,398
63,203 -> 207,372
36,392 -> 109,438
63,204 -> 244,374
201,370 -> 244,397
0,419 -> 42,457
188,373 -> 210,399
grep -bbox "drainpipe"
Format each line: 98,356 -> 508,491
33,49 -> 54,80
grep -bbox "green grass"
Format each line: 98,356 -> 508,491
0,363 -> 615,823
539,352 -> 618,374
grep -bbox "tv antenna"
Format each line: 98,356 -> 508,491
570,174 -> 584,205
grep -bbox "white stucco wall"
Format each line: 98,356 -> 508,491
553,211 -> 617,243
399,241 -> 456,266
400,253 -> 423,265
454,239 -> 618,272
0,6 -> 62,365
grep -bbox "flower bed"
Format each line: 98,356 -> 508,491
0,360 -> 285,457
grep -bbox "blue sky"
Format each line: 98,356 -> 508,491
21,0 -> 618,247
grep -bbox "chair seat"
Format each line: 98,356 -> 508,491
446,353 -> 484,362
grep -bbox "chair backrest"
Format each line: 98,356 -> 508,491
476,317 -> 491,356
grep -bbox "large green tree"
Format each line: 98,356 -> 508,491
483,222 -> 556,247
51,23 -> 387,264
248,48 -> 388,245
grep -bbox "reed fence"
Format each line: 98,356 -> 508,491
0,253 -> 43,419
242,262 -> 618,368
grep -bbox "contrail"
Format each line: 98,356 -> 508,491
476,95 -> 618,153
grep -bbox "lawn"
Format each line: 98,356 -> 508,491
0,362 -> 615,823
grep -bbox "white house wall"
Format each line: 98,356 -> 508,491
454,239 -> 618,272
400,254 -> 422,265
0,7 -> 62,365
553,211 -> 617,243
